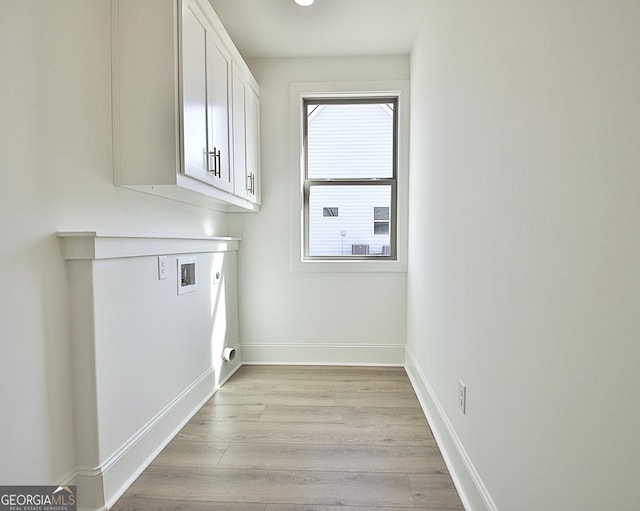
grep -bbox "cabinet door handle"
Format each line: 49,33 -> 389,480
207,148 -> 222,177
207,148 -> 217,175
206,148 -> 223,178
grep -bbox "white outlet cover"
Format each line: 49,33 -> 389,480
458,380 -> 467,414
157,256 -> 168,280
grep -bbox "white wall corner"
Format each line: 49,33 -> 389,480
65,469 -> 106,511
404,346 -> 498,511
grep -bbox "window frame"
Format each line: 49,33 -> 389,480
290,81 -> 409,273
303,97 -> 398,261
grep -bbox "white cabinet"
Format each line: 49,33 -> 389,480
232,66 -> 261,204
112,0 -> 259,211
182,0 -> 232,192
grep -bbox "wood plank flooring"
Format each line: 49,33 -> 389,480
111,365 -> 465,511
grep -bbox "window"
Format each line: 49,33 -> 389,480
373,206 -> 390,235
303,98 -> 398,260
291,80 -> 409,273
323,207 -> 339,217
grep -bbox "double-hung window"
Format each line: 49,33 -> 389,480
291,81 -> 409,272
303,97 -> 398,260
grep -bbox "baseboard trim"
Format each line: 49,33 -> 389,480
405,346 -> 498,511
68,366 -> 220,510
241,342 -> 405,366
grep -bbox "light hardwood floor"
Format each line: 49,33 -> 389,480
112,365 -> 465,510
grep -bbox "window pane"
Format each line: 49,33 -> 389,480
306,102 -> 394,179
322,207 -> 339,217
308,185 -> 391,256
374,206 -> 389,220
374,222 -> 389,235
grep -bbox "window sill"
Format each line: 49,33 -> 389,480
291,257 -> 407,273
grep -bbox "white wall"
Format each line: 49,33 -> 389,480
230,57 -> 409,364
407,1 -> 640,510
0,1 -> 228,486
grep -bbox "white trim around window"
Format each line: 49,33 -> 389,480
290,80 -> 410,273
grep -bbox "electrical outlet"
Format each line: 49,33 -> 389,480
458,380 -> 467,414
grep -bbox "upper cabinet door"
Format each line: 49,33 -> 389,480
232,71 -> 248,200
232,66 -> 261,204
245,85 -> 261,204
181,1 -> 208,179
206,36 -> 233,192
181,0 -> 233,192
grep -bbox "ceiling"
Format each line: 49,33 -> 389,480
209,0 -> 428,59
